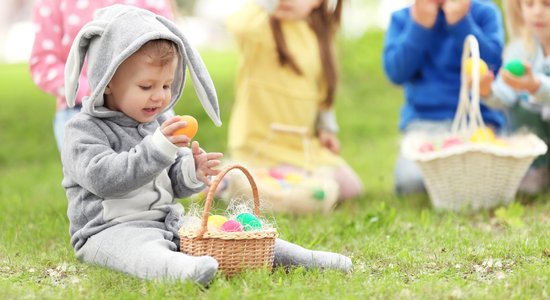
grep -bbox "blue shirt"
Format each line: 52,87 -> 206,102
383,0 -> 505,131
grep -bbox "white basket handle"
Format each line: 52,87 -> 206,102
451,35 -> 486,137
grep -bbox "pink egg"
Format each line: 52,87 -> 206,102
220,220 -> 243,232
441,137 -> 463,149
268,169 -> 285,180
418,142 -> 434,153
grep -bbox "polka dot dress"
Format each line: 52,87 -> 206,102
30,0 -> 174,110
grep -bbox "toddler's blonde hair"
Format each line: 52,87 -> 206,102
504,0 -> 536,55
140,39 -> 178,66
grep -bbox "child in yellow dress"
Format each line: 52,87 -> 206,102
225,0 -> 363,203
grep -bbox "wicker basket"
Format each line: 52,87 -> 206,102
179,164 -> 278,276
402,35 -> 547,211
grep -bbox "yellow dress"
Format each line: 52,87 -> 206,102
226,2 -> 343,171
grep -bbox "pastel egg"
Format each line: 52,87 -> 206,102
208,215 -> 228,230
284,173 -> 303,185
470,127 -> 495,143
464,58 -> 489,77
220,220 -> 243,232
490,139 -> 508,148
312,188 -> 326,201
504,59 -> 526,77
235,213 -> 262,231
268,169 -> 285,180
441,137 -> 463,149
418,142 -> 434,153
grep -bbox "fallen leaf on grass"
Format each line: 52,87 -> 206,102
544,249 -> 550,258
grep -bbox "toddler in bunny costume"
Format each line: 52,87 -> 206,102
61,5 -> 351,285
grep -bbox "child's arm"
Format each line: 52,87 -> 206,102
383,8 -> 435,84
316,109 -> 340,154
62,118 -> 179,197
29,0 -> 89,106
444,1 -> 504,71
226,1 -> 273,45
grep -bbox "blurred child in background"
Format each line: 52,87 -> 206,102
30,0 -> 176,151
383,0 -> 505,195
480,0 -> 550,195
225,0 -> 363,202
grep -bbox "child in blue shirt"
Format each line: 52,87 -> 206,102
383,0 -> 505,195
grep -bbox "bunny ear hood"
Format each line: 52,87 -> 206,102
65,4 -> 221,126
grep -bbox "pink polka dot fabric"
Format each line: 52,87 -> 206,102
30,0 -> 174,110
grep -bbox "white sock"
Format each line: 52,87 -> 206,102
273,239 -> 352,273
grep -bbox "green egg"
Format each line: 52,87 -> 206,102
504,59 -> 525,77
312,188 -> 326,201
235,213 -> 262,231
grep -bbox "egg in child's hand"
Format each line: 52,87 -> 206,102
172,115 -> 198,139
220,220 -> 243,232
504,59 -> 526,77
464,58 -> 488,77
235,213 -> 262,231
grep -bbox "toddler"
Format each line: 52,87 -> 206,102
62,5 -> 351,285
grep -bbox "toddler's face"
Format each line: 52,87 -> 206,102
273,0 -> 324,21
104,48 -> 178,123
520,0 -> 550,41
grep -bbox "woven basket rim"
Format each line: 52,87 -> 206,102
403,133 -> 548,162
179,228 -> 278,240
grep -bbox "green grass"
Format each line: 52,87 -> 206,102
1,31 -> 549,299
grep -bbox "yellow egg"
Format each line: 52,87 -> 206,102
490,139 -> 508,148
284,173 -> 303,185
208,215 -> 228,230
464,58 -> 489,77
470,127 -> 495,143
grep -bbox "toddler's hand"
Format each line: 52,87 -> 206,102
411,0 -> 440,29
160,116 -> 191,147
192,141 -> 223,186
500,63 -> 541,94
318,130 -> 340,154
442,0 -> 471,25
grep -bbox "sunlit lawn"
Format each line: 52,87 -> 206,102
1,30 -> 548,299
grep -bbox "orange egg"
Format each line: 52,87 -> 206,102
173,115 -> 198,139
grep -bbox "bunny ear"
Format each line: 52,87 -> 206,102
64,22 -> 106,107
156,16 -> 222,127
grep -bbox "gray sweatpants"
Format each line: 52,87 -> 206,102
76,220 -> 351,284
76,220 -> 218,284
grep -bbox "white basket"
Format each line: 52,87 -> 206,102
402,35 -> 547,211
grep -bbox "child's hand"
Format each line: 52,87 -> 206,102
191,141 -> 223,186
411,0 -> 440,29
160,116 -> 192,147
442,0 -> 471,25
500,63 -> 541,94
318,130 -> 340,154
478,70 -> 494,98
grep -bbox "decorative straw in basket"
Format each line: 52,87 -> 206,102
402,35 -> 547,211
179,164 -> 278,277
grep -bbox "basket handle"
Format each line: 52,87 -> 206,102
195,164 -> 261,238
451,35 -> 486,137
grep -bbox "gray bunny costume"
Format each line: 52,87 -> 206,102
62,5 -> 351,285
